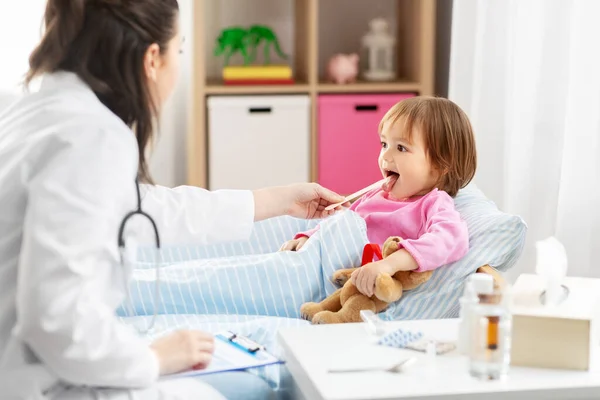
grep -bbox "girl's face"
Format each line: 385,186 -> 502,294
378,118 -> 440,200
143,17 -> 183,110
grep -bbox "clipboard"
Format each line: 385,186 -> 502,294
162,331 -> 283,379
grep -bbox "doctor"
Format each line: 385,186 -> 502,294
0,0 -> 347,399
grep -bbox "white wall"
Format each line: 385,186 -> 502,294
149,0 -> 193,187
0,1 -> 45,93
0,0 -> 190,187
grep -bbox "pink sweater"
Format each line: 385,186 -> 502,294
296,188 -> 469,272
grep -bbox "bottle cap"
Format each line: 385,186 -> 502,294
469,273 -> 494,295
462,281 -> 479,301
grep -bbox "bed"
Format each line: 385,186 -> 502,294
120,183 -> 527,397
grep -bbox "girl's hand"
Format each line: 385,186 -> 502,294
351,261 -> 396,297
150,330 -> 215,376
279,236 -> 309,251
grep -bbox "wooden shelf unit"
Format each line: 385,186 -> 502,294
205,81 -> 311,95
205,80 -> 421,95
188,0 -> 437,188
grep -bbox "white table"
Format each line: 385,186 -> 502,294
277,319 -> 600,400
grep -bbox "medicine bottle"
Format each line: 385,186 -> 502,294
469,283 -> 512,380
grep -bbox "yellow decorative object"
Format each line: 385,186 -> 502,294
222,65 -> 292,80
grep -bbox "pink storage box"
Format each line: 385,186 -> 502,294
317,93 -> 416,195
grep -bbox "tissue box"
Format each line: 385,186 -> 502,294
510,273 -> 600,370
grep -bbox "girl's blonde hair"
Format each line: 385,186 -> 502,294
379,96 -> 477,197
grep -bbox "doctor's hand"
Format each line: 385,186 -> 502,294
150,330 -> 215,376
253,182 -> 349,221
284,182 -> 349,219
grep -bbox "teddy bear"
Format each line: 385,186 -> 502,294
299,236 -> 433,324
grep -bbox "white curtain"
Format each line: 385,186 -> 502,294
449,0 -> 600,280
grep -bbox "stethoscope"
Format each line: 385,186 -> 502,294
117,179 -> 161,334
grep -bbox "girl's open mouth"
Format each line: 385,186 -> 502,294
382,170 -> 399,192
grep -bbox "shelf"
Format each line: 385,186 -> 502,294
318,0 -> 399,79
205,81 -> 311,95
189,0 -> 436,188
317,79 -> 420,93
204,0 -> 311,88
205,79 -> 420,95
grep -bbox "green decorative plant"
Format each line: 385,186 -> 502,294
214,25 -> 288,66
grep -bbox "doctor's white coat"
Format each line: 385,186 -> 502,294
0,72 -> 256,399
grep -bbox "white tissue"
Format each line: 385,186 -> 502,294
535,236 -> 568,306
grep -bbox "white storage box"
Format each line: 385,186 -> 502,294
207,95 -> 310,190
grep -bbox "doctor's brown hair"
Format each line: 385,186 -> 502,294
25,0 -> 180,183
379,96 -> 477,197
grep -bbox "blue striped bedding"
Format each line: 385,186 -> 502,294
119,184 -> 527,322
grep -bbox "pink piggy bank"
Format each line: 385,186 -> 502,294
327,53 -> 359,84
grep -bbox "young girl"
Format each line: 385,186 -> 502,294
281,96 -> 477,298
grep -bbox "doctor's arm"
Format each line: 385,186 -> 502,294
139,182 -> 346,245
17,130 -> 201,388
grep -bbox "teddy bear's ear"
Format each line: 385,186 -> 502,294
382,236 -> 402,257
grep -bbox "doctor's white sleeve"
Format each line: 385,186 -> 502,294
17,128 -> 159,388
139,184 -> 256,245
